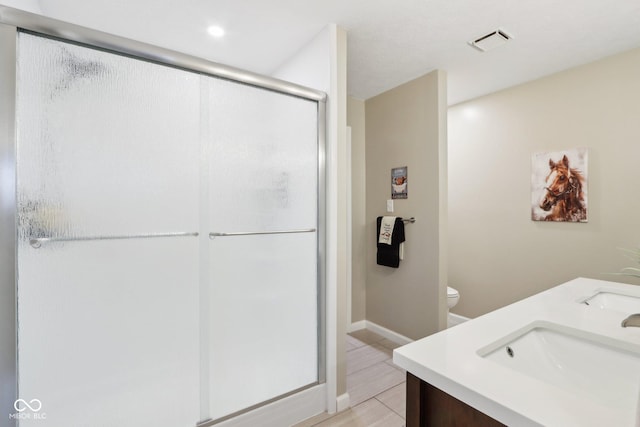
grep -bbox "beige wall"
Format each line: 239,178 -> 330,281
365,70 -> 448,340
347,97 -> 367,323
448,47 -> 640,319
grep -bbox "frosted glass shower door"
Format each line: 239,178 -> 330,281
206,78 -> 319,420
16,33 -> 201,427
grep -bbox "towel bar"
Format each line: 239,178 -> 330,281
209,228 -> 316,239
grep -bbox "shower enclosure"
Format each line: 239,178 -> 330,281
1,8 -> 325,427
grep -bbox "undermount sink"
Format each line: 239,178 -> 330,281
579,288 -> 640,314
477,321 -> 640,415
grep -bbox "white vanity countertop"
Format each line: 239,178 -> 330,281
393,278 -> 640,427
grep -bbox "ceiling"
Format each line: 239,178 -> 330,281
5,0 -> 640,104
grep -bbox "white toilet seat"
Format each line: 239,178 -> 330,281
447,286 -> 460,309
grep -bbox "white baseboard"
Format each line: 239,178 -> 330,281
335,392 -> 350,413
448,312 -> 470,327
347,320 -> 366,333
349,315 -> 473,343
348,320 -> 413,346
365,321 -> 413,345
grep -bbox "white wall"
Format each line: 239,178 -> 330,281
346,97 -> 366,323
0,0 -> 42,14
272,29 -> 331,93
272,24 -> 349,412
448,47 -> 640,319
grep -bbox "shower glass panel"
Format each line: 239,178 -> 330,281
16,33 -> 201,426
15,30 -> 322,427
206,78 -> 318,420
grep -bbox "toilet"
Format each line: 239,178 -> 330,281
447,287 -> 460,328
447,286 -> 460,309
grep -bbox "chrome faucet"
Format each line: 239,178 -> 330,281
621,313 -> 640,327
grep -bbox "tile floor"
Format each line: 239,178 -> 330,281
294,330 -> 407,427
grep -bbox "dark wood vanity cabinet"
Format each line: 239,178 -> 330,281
406,373 -> 506,427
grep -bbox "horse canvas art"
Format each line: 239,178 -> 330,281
531,148 -> 588,222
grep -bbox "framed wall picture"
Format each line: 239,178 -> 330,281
391,166 -> 408,199
531,148 -> 588,222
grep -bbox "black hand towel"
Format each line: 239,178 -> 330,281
376,216 -> 406,268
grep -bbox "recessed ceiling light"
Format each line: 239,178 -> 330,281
207,25 -> 225,38
469,29 -> 512,52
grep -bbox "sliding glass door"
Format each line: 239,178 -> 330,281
16,33 -> 202,427
16,31 -> 321,427
205,78 -> 319,420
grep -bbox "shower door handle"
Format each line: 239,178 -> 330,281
29,231 -> 199,248
209,228 -> 316,239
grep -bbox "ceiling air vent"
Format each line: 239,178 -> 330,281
469,29 -> 512,52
